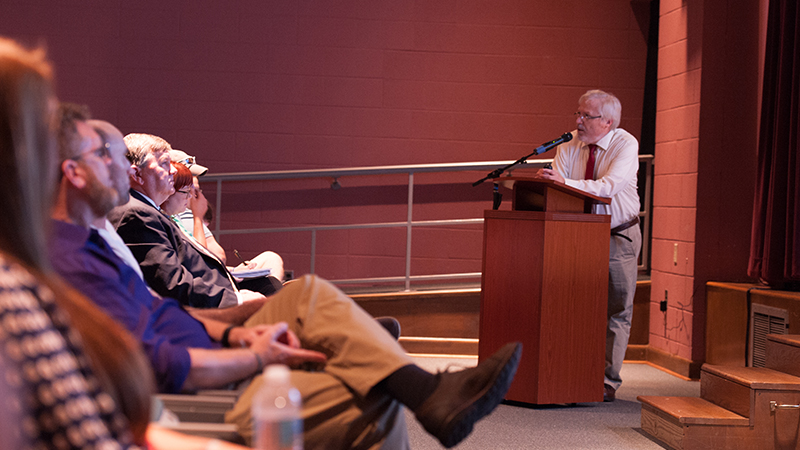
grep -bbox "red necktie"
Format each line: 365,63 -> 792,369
584,144 -> 597,180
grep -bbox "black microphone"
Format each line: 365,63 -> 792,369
533,132 -> 573,155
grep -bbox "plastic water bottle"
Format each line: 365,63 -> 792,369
252,365 -> 303,450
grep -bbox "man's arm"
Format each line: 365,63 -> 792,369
183,323 -> 328,391
183,347 -> 261,391
204,232 -> 228,264
187,186 -> 227,263
187,296 -> 267,326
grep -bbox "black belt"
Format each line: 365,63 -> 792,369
611,216 -> 639,242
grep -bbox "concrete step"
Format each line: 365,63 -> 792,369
767,334 -> 800,378
638,396 -> 750,450
701,364 -> 800,419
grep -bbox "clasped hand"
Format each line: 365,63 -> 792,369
243,322 -> 328,367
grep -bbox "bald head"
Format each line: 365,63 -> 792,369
88,120 -> 133,206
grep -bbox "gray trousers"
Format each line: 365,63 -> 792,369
604,224 -> 642,390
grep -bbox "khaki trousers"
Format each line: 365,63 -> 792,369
225,275 -> 412,450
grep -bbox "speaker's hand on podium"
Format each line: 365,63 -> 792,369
535,168 -> 564,184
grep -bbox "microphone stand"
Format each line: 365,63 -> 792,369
473,146 -> 550,210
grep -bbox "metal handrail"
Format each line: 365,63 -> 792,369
204,156 -> 654,291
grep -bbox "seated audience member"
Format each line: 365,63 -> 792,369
161,161 -> 195,222
163,161 -> 284,295
88,119 -> 147,281
107,133 -> 277,308
48,110 -> 522,449
0,37 -> 246,450
170,149 -> 286,281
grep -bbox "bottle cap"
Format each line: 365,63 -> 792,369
264,364 -> 291,383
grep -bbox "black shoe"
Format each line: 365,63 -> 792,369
603,384 -> 616,402
374,316 -> 401,340
414,342 -> 522,448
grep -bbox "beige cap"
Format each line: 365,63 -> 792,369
169,149 -> 208,176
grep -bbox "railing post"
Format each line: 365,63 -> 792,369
405,172 -> 414,291
214,179 -> 222,236
310,229 -> 316,274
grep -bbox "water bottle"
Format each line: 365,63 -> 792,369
252,364 -> 303,450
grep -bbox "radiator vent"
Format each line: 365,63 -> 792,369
749,303 -> 789,367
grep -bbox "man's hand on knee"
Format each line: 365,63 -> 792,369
249,322 -> 327,367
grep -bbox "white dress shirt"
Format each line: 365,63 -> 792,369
552,128 -> 640,229
94,219 -> 145,280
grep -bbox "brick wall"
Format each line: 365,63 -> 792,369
651,0 -> 761,367
650,0 -> 702,363
1,0 -> 654,281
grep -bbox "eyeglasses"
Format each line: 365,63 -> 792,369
176,189 -> 192,197
574,112 -> 602,121
177,156 -> 196,166
71,142 -> 112,163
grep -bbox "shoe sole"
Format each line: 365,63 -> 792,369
438,342 -> 522,448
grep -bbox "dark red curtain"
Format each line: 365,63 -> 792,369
749,0 -> 800,288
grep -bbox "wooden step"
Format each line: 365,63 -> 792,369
639,396 -> 749,450
703,364 -> 800,390
767,334 -> 800,378
351,281 -> 651,356
701,364 -> 800,419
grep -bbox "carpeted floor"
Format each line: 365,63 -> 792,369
405,356 -> 699,449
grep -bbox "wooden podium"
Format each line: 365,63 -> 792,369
478,177 -> 611,404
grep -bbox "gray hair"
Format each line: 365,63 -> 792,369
123,133 -> 171,167
580,90 -> 621,129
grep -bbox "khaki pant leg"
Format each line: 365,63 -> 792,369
244,274 -> 414,396
226,370 -> 410,450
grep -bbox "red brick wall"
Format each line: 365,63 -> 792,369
651,0 -> 762,364
2,0 -> 653,282
651,0 -> 703,363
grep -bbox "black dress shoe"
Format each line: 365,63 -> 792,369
414,342 -> 522,448
603,384 -> 616,402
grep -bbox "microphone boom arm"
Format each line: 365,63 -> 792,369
471,148 -> 539,187
472,132 -> 572,186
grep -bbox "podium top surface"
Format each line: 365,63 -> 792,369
495,177 -> 611,205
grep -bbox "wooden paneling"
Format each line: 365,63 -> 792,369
640,403 -> 686,450
700,370 -> 754,420
630,280 -> 651,346
352,289 -> 480,339
479,208 -> 609,404
767,335 -> 800,378
705,282 -> 753,366
706,283 -> 800,368
354,282 -> 651,357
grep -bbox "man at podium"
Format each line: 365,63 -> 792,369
536,90 -> 642,402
